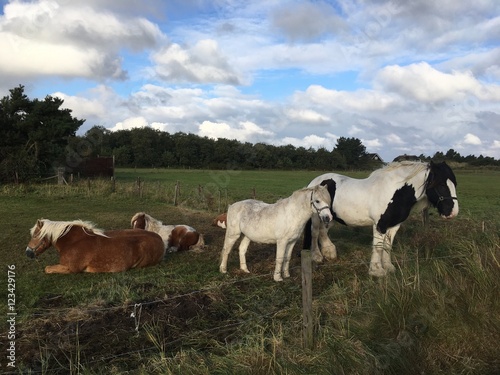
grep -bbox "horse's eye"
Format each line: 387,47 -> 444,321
315,200 -> 320,204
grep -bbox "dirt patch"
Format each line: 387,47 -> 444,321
18,291 -> 233,373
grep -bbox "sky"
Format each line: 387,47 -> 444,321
1,0 -> 499,162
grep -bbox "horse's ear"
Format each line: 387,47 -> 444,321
37,219 -> 43,228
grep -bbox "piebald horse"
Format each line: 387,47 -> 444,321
131,212 -> 205,253
220,182 -> 334,281
26,219 -> 165,273
305,161 -> 459,276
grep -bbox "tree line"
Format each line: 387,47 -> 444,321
1,85 -> 498,183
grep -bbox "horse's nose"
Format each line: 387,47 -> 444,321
26,247 -> 35,259
321,214 -> 332,224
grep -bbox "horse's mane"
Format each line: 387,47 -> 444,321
132,212 -> 164,232
32,219 -> 106,242
370,161 -> 429,182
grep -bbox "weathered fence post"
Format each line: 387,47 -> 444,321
218,189 -> 222,213
173,181 -> 180,206
421,207 -> 429,227
57,167 -> 66,185
301,250 -> 313,349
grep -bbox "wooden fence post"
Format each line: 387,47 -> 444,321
173,181 -> 180,206
301,250 -> 313,349
421,207 -> 429,227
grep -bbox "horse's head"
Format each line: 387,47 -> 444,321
26,219 -> 52,258
131,212 -> 147,229
311,184 -> 334,224
425,161 -> 459,219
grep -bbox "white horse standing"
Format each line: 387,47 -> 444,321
219,183 -> 334,282
305,161 -> 459,277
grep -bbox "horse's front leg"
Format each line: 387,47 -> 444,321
318,222 -> 336,260
369,225 -> 398,277
238,236 -> 251,273
369,226 -> 387,277
381,225 -> 399,273
310,215 -> 324,263
274,241 -> 287,282
45,264 -> 73,274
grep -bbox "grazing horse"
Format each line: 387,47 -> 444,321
220,182 -> 334,281
26,219 -> 165,274
305,161 -> 459,276
212,213 -> 227,229
130,212 -> 205,253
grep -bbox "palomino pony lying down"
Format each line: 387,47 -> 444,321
131,212 -> 205,253
25,219 -> 165,273
305,161 -> 459,277
219,182 -> 334,282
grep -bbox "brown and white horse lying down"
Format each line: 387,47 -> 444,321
131,212 -> 205,253
211,213 -> 227,229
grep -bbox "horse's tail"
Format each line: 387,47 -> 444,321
303,219 -> 312,250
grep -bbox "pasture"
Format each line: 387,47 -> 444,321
0,168 -> 499,374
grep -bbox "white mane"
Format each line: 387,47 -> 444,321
143,214 -> 165,233
371,161 -> 429,185
31,219 -> 106,242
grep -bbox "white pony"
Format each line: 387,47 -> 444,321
130,212 -> 205,253
219,182 -> 334,282
305,161 -> 459,276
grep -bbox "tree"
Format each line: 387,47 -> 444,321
334,137 -> 367,168
0,85 -> 84,182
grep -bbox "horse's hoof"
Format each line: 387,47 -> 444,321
312,253 -> 324,263
384,263 -> 396,272
274,274 -> 284,282
322,246 -> 337,260
219,267 -> 227,274
369,266 -> 387,277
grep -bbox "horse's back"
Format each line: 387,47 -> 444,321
227,197 -> 307,243
93,229 -> 164,271
308,172 -> 383,226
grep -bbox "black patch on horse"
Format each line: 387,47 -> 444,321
320,178 -> 336,216
376,183 -> 417,234
425,161 -> 457,217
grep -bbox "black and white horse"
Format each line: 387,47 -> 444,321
305,161 -> 459,276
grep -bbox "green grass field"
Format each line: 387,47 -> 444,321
0,168 -> 499,374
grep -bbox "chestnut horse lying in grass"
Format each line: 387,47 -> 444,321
26,219 -> 165,274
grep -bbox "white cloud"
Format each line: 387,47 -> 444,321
463,133 -> 482,145
111,116 -> 148,131
375,62 -> 483,102
152,39 -> 241,84
0,0 -> 162,79
198,120 -> 274,143
285,108 -> 330,124
281,133 -> 337,149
